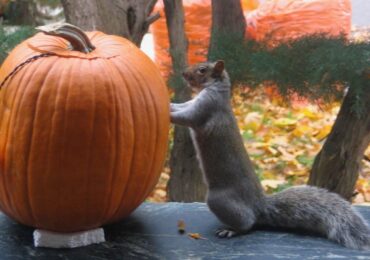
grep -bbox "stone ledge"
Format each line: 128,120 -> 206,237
0,203 -> 369,259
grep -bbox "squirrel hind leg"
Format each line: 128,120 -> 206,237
207,194 -> 257,236
209,204 -> 256,238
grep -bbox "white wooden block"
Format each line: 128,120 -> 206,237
33,228 -> 105,248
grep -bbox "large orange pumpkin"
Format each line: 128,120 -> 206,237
0,23 -> 169,232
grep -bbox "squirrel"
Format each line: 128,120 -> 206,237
170,60 -> 370,250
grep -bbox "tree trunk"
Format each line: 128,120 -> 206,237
61,0 -> 159,46
308,76 -> 370,201
0,0 -> 9,18
208,0 -> 246,60
164,0 -> 206,202
6,0 -> 38,25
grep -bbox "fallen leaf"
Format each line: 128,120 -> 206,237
299,107 -> 322,120
292,124 -> 312,138
243,112 -> 263,132
261,179 -> 286,189
188,233 -> 206,240
314,124 -> 332,140
274,118 -> 297,128
177,220 -> 185,234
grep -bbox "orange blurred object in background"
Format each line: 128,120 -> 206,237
246,0 -> 352,46
242,0 -> 259,11
151,0 -> 351,77
151,0 -> 259,77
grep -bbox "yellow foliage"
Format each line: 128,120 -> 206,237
292,124 -> 312,138
314,124 -> 332,140
274,118 -> 297,128
244,112 -> 263,132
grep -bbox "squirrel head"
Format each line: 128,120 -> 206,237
182,60 -> 229,92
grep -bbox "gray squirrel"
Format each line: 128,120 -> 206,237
170,60 -> 370,250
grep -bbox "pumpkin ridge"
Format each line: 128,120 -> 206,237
122,61 -> 158,205
141,66 -> 164,198
5,61 -> 41,223
43,56 -> 68,229
64,58 -> 98,230
115,59 -> 154,216
24,57 -> 58,226
109,59 -> 139,221
0,59 -> 32,219
11,57 -> 51,225
150,66 -> 169,196
114,56 -> 163,215
80,60 -> 95,228
144,64 -> 168,196
110,62 -> 122,223
46,58 -> 77,230
97,59 -> 119,223
138,60 -> 168,198
55,58 -> 75,227
0,96 -> 15,214
135,60 -> 168,201
84,59 -> 113,227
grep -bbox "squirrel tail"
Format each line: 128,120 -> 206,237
258,186 -> 370,250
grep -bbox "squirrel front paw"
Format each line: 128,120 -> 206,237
215,228 -> 238,238
170,103 -> 177,112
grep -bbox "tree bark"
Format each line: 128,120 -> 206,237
0,0 -> 9,18
61,0 -> 159,46
6,0 -> 38,25
308,76 -> 370,201
208,0 -> 246,59
164,0 -> 206,202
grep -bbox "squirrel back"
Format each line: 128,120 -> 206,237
170,60 -> 370,250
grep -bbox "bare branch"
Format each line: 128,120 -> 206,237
145,0 -> 158,17
145,12 -> 160,26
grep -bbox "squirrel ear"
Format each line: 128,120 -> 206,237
213,60 -> 225,76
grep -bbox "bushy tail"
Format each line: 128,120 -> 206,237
258,186 -> 370,250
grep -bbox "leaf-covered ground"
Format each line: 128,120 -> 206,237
148,87 -> 370,204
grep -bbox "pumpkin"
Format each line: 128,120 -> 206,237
0,23 -> 169,232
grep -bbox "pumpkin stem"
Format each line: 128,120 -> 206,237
36,23 -> 96,53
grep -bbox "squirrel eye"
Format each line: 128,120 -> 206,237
198,67 -> 207,74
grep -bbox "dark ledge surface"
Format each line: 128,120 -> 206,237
0,203 -> 369,260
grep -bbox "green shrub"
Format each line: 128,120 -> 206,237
209,33 -> 370,115
0,26 -> 35,64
